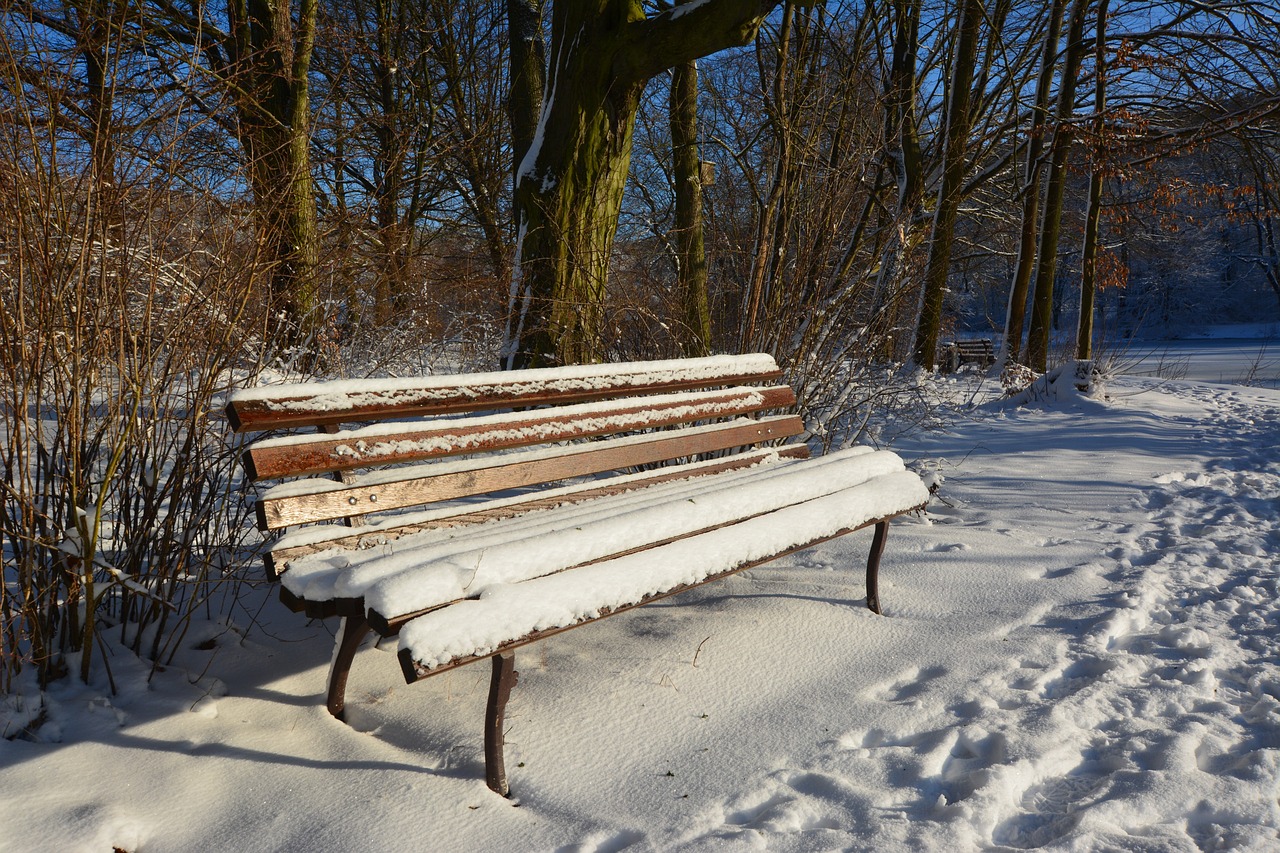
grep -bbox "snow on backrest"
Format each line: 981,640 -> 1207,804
227,354 -> 782,431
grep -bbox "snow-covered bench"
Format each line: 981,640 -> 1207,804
943,338 -> 995,372
227,354 -> 929,795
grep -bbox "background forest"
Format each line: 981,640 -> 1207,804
1,0 -> 1279,693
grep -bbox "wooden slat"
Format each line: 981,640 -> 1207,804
397,509 -> 923,683
257,414 -> 803,530
364,459 -> 890,637
277,586 -> 364,619
266,444 -> 811,576
244,385 -> 796,481
227,356 -> 783,432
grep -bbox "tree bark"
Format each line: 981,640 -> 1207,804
670,50 -> 711,355
227,0 -> 321,347
911,0 -> 985,369
885,0 -> 924,222
504,0 -> 547,366
863,0 -> 924,360
507,0 -> 781,368
507,0 -> 546,178
1026,0 -> 1090,371
740,2 -> 795,352
1003,0 -> 1067,366
1075,0 -> 1108,361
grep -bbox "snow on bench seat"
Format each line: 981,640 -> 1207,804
281,446 -> 911,622
398,467 -> 929,673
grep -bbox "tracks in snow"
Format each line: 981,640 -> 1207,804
671,385 -> 1280,851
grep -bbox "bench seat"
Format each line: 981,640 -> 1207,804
277,446 -> 915,624
397,464 -> 927,675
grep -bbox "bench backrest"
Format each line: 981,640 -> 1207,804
954,340 -> 994,359
228,355 -> 806,576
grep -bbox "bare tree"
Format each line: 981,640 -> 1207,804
1026,0 -> 1091,371
670,44 -> 712,356
912,0 -> 991,368
1001,0 -> 1067,367
1075,0 -> 1109,360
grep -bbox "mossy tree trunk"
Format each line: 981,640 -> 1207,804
507,0 -> 780,368
670,50 -> 711,356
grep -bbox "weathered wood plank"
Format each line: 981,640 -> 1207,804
256,414 -> 803,530
266,444 -> 810,576
243,385 -> 796,481
227,355 -> 782,432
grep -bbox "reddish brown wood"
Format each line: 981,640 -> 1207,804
227,363 -> 784,432
244,385 -> 796,481
484,653 -> 519,797
327,615 -> 372,720
267,445 -> 811,572
231,356 -> 938,800
321,422 -> 366,527
277,585 -> 363,618
257,414 -> 804,530
398,507 -> 925,683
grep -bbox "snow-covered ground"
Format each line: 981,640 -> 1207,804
3,367 -> 1279,851
1115,334 -> 1280,389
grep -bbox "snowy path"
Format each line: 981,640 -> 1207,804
665,382 -> 1280,850
963,385 -> 1280,850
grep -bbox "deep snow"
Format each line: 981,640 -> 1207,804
2,371 -> 1278,852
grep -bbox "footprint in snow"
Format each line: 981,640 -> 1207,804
925,542 -> 969,553
871,664 -> 949,704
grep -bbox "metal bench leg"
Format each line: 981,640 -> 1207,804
485,652 -> 519,797
327,615 -> 371,721
866,520 -> 890,615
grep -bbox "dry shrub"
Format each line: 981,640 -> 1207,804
0,111 -> 270,697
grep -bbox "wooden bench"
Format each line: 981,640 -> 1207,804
227,354 -> 929,795
942,338 -> 995,372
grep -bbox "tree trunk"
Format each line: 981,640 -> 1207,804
1003,0 -> 1067,366
886,0 -> 924,219
1026,0 -> 1090,372
1261,212 -> 1280,312
911,0 -> 985,369
373,0 -> 403,324
863,0 -> 924,360
503,0 -> 547,367
511,23 -> 643,366
1075,0 -> 1108,361
507,0 -> 781,368
228,0 -> 321,347
74,0 -> 118,221
741,2 -> 795,352
670,49 -> 711,356
507,0 -> 546,171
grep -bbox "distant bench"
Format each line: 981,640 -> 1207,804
227,354 -> 929,795
942,339 -> 995,372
